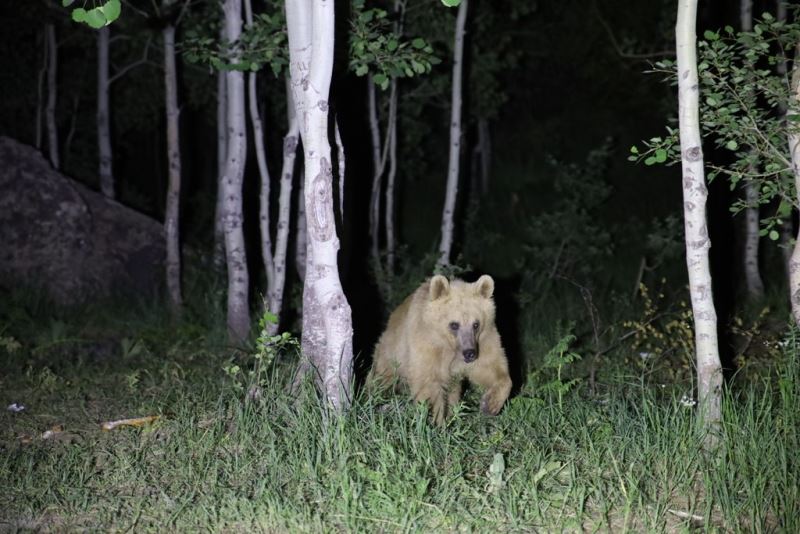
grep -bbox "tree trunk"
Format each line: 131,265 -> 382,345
222,0 -> 251,342
334,116 -> 345,221
269,79 -> 299,334
676,0 -> 722,441
97,26 -> 114,199
36,29 -> 47,150
286,0 -> 354,411
740,0 -> 765,301
437,0 -> 468,267
367,78 -> 385,264
162,21 -> 183,312
385,79 -> 398,275
295,171 -> 307,282
45,23 -> 59,170
777,0 -> 794,283
786,42 -> 800,327
478,117 -> 491,195
213,30 -> 227,273
244,0 -> 276,309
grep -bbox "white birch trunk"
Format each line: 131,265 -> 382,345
269,79 -> 299,334
213,33 -> 228,272
97,26 -> 114,199
786,42 -> 800,327
45,23 -> 60,170
286,0 -> 354,410
243,0 -> 276,308
777,1 -> 794,280
437,0 -> 468,267
740,0 -> 765,300
222,0 -> 251,342
676,0 -> 722,436
368,79 -> 384,263
334,117 -> 345,220
163,21 -> 183,312
385,79 -> 398,274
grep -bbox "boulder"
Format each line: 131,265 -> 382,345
0,137 -> 164,306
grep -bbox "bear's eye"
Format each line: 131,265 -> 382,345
472,321 -> 480,331
449,321 -> 459,332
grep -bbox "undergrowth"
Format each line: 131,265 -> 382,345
0,292 -> 797,532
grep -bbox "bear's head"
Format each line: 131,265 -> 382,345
425,274 -> 496,364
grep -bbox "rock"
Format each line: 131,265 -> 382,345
0,136 -> 164,306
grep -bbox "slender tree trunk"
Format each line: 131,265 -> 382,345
36,29 -> 46,150
368,79 -> 385,264
385,79 -> 398,274
222,0 -> 251,342
437,0 -> 468,267
45,23 -> 59,170
740,0 -> 765,300
163,21 -> 183,312
286,0 -> 354,411
676,0 -> 722,440
269,80 -> 299,334
97,26 -> 114,199
64,94 -> 80,169
295,171 -> 307,282
243,0 -> 276,306
478,117 -> 491,195
334,117 -> 345,220
786,42 -> 800,327
213,31 -> 228,272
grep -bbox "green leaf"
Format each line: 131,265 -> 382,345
703,30 -> 719,41
62,0 -> 75,6
355,65 -> 368,77
654,148 -> 667,163
412,37 -> 426,50
441,0 -> 461,5
769,230 -> 780,241
71,7 -> 87,22
725,140 -> 738,151
778,200 -> 792,218
630,146 -> 639,154
644,156 -> 657,166
85,7 -> 108,29
100,0 -> 121,24
387,39 -> 398,52
373,73 -> 389,90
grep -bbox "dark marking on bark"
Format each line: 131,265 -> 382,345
684,146 -> 702,162
308,158 -> 334,241
284,135 -> 298,154
318,100 -> 328,112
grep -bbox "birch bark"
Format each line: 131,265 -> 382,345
163,19 -> 183,312
98,26 -> 114,199
786,42 -> 800,327
437,0 -> 468,266
222,0 -> 251,342
45,23 -> 60,170
268,80 -> 300,334
286,0 -> 354,410
676,0 -> 722,436
243,0 -> 276,307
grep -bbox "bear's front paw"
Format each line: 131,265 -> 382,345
480,392 -> 504,416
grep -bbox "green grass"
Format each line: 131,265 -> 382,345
0,301 -> 798,532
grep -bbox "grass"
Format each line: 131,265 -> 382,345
0,297 -> 798,532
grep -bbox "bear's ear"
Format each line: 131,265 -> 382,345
429,275 -> 450,300
475,275 -> 494,299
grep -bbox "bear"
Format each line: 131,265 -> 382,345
368,274 -> 512,425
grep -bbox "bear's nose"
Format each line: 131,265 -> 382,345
463,349 -> 477,362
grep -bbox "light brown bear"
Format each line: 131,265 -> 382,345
369,274 -> 512,425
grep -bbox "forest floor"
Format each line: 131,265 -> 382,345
0,293 -> 798,533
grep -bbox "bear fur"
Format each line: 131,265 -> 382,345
369,274 -> 512,425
